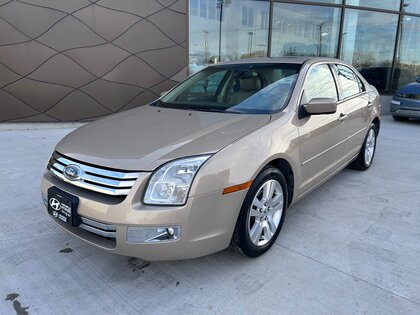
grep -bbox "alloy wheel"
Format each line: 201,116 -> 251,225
364,129 -> 376,166
247,179 -> 284,247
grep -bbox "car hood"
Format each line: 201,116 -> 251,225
56,105 -> 271,171
397,82 -> 420,94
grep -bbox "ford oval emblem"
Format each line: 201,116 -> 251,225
63,164 -> 83,181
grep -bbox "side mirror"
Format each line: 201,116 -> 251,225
303,98 -> 337,115
160,91 -> 168,97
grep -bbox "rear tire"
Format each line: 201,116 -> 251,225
349,123 -> 378,171
393,115 -> 409,122
230,166 -> 287,257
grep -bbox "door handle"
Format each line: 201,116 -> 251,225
338,113 -> 347,122
367,101 -> 373,108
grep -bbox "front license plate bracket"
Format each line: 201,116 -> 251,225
47,187 -> 80,226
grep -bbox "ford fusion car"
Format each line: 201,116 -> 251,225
41,57 -> 381,260
391,78 -> 420,121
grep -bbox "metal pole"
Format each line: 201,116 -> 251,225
218,3 -> 223,62
390,1 -> 407,91
267,0 -> 273,57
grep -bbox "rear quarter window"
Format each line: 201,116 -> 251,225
335,64 -> 361,99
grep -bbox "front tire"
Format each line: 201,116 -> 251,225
230,166 -> 287,257
349,123 -> 378,171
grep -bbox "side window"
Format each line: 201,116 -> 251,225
302,64 -> 338,103
335,64 -> 361,99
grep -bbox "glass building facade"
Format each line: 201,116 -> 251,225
188,0 -> 420,92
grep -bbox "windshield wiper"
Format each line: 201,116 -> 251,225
154,101 -> 237,113
188,107 -> 227,113
152,99 -> 168,108
174,104 -> 229,113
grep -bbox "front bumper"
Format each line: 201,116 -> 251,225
41,171 -> 246,261
390,97 -> 420,118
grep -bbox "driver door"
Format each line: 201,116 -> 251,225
297,63 -> 349,194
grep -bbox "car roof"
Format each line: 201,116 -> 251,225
210,56 -> 344,67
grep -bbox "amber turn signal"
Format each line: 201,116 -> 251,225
222,180 -> 253,195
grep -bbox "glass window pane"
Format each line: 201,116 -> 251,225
335,64 -> 361,98
190,0 -> 199,16
189,0 -> 269,74
404,1 -> 420,14
303,64 -> 338,103
299,0 -> 342,3
341,9 -> 398,91
200,0 -> 207,18
394,15 -> 420,89
271,3 -> 341,58
346,0 -> 400,11
208,1 -> 216,19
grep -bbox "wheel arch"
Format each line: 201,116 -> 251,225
372,117 -> 380,134
265,158 -> 294,207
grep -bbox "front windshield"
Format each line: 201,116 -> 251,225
157,63 -> 301,114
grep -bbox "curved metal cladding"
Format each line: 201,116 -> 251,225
0,0 -> 187,122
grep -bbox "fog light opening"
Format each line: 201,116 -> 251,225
127,226 -> 181,244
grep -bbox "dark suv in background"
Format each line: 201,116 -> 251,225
391,78 -> 420,121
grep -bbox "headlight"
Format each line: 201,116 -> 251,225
143,155 -> 211,205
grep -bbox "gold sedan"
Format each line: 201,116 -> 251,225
41,57 -> 381,260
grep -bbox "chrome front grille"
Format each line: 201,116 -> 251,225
47,151 -> 140,196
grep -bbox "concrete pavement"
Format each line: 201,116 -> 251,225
1,116 -> 420,314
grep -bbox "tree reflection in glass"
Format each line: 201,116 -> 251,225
341,9 -> 398,91
271,3 -> 341,58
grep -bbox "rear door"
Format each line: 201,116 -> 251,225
333,64 -> 370,159
297,63 -> 349,193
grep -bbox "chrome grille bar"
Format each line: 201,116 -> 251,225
53,154 -> 139,179
81,217 -> 116,231
79,217 -> 116,239
50,162 -> 136,188
47,151 -> 140,196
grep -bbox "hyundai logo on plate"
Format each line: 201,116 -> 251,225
49,198 -> 61,211
63,164 -> 83,181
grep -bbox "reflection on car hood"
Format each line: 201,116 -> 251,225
397,82 -> 420,94
56,105 -> 271,171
